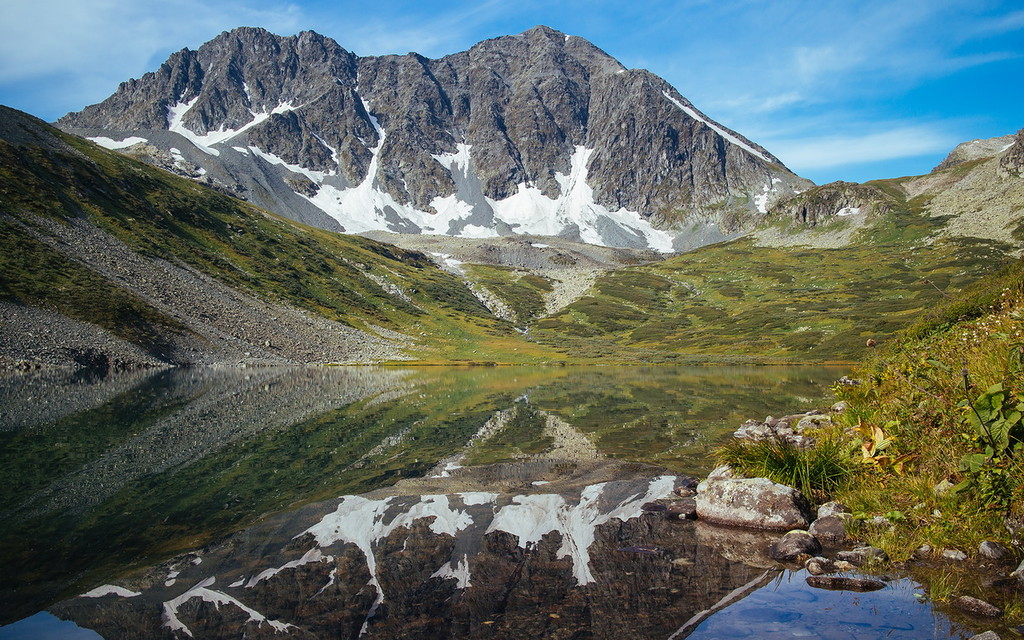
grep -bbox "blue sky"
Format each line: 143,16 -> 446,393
1,0 -> 1021,184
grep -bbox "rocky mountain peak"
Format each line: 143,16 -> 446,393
58,26 -> 812,251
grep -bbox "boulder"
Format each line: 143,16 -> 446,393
769,530 -> 821,562
953,595 -> 1003,618
967,632 -> 1001,640
808,514 -> 848,544
836,546 -> 888,567
696,476 -> 811,531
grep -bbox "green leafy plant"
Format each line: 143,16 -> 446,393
956,381 -> 1024,509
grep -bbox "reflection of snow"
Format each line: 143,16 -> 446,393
299,475 -> 677,612
81,584 -> 140,598
487,476 -> 676,584
161,576 -> 294,637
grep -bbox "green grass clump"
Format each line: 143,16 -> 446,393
715,436 -> 855,506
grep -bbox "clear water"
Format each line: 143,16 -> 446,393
0,365 -> 979,638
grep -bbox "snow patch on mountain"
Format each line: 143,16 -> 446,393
662,91 -> 771,163
488,146 -> 674,252
89,136 -> 148,150
248,146 -> 331,182
167,97 -> 299,156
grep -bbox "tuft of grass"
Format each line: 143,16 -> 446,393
715,436 -> 855,506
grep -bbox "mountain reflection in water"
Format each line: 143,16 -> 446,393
0,364 -> 966,638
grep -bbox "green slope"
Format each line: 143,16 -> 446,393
522,184 -> 1018,362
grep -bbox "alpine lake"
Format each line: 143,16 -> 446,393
0,364 -> 986,638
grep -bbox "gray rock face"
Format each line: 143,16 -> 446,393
935,133 -> 1018,172
1000,128 -> 1024,177
768,181 -> 897,228
695,476 -> 812,531
57,26 -> 811,250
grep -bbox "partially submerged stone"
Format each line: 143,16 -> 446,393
769,530 -> 821,563
942,549 -> 968,562
808,515 -> 848,545
836,546 -> 889,567
665,498 -> 697,520
953,595 -> 1003,618
978,541 -> 1009,562
806,575 -> 885,592
805,556 -> 839,575
696,476 -> 811,531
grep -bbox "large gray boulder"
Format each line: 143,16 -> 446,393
696,474 -> 811,531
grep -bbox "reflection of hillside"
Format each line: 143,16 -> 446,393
54,474 -> 770,639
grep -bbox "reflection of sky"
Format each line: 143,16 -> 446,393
0,612 -> 101,639
685,569 -> 962,640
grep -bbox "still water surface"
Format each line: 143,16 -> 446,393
0,365 -> 976,638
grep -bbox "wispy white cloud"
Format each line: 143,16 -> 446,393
0,0 -> 303,83
766,125 -> 959,171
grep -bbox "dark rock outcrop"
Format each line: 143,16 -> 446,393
768,181 -> 897,228
768,530 -> 821,562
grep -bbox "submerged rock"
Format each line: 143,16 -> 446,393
696,476 -> 811,531
805,556 -> 839,575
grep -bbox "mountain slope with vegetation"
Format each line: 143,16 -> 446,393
0,106 -> 563,368
2,105 -> 1022,368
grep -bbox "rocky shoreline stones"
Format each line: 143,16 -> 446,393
696,472 -> 812,531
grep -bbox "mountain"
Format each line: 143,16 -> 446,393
57,26 -> 811,252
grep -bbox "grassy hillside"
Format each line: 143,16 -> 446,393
515,167 -> 1019,361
